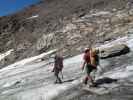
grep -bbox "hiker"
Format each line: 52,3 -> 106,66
52,50 -> 64,84
81,47 -> 99,85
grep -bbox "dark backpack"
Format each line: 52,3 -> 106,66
94,54 -> 99,66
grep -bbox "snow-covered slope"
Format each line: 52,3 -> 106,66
0,33 -> 132,100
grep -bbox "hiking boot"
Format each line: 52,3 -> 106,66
83,79 -> 88,85
58,81 -> 62,84
89,82 -> 97,87
58,79 -> 62,84
54,81 -> 58,84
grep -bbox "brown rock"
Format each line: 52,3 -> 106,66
100,44 -> 130,59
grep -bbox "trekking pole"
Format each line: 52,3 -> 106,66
98,64 -> 104,76
60,71 -> 64,79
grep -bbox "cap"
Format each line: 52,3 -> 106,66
84,48 -> 90,53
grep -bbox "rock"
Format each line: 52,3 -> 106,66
62,23 -> 77,33
17,41 -> 32,51
100,44 -> 130,59
36,33 -> 56,51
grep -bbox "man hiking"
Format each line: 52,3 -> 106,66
52,50 -> 64,84
81,47 -> 99,86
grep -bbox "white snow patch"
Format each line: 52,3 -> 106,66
126,35 -> 133,51
98,36 -> 128,50
0,49 -> 57,73
83,11 -> 111,18
3,80 -> 21,88
0,49 -> 13,61
91,11 -> 111,16
26,80 -> 81,100
126,65 -> 133,71
102,65 -> 133,79
27,15 -> 39,19
64,54 -> 83,65
109,71 -> 133,79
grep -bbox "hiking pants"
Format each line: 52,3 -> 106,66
84,64 -> 97,84
54,68 -> 62,83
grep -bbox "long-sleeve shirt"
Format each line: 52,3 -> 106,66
54,55 -> 63,71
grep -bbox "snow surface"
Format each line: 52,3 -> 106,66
0,35 -> 133,100
27,15 -> 39,19
82,11 -> 111,18
91,11 -> 111,16
100,34 -> 133,79
64,54 -> 83,65
98,36 -> 128,49
0,49 -> 13,61
126,34 -> 133,51
0,49 -> 57,73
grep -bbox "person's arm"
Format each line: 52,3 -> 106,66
52,55 -> 56,72
81,61 -> 86,70
52,67 -> 55,72
52,61 -> 55,72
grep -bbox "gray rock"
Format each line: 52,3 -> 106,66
36,33 -> 56,51
100,44 -> 130,59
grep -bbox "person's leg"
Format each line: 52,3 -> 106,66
56,70 -> 62,84
88,75 -> 94,84
58,76 -> 62,83
83,76 -> 88,84
87,64 -> 95,84
83,74 -> 94,85
54,72 -> 58,83
83,64 -> 90,85
54,69 -> 59,83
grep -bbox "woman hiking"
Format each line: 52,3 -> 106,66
52,50 -> 64,84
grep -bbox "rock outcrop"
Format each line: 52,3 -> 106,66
100,44 -> 130,59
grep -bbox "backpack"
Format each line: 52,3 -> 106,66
90,49 -> 99,66
94,53 -> 99,66
54,55 -> 63,70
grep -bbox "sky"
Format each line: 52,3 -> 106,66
0,0 -> 40,16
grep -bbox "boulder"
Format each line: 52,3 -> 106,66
100,44 -> 130,59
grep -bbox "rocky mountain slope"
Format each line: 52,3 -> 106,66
0,0 -> 133,100
0,31 -> 132,100
0,0 -> 133,67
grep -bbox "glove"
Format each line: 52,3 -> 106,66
81,66 -> 84,71
51,69 -> 54,72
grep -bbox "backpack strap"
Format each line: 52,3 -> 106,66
90,49 -> 98,67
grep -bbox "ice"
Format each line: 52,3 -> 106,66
27,15 -> 39,19
0,49 -> 13,61
102,65 -> 133,79
98,36 -> 128,49
0,49 -> 57,73
0,35 -> 133,100
82,11 -> 111,18
64,54 -> 83,65
91,11 -> 111,16
126,37 -> 133,51
126,65 -> 133,71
